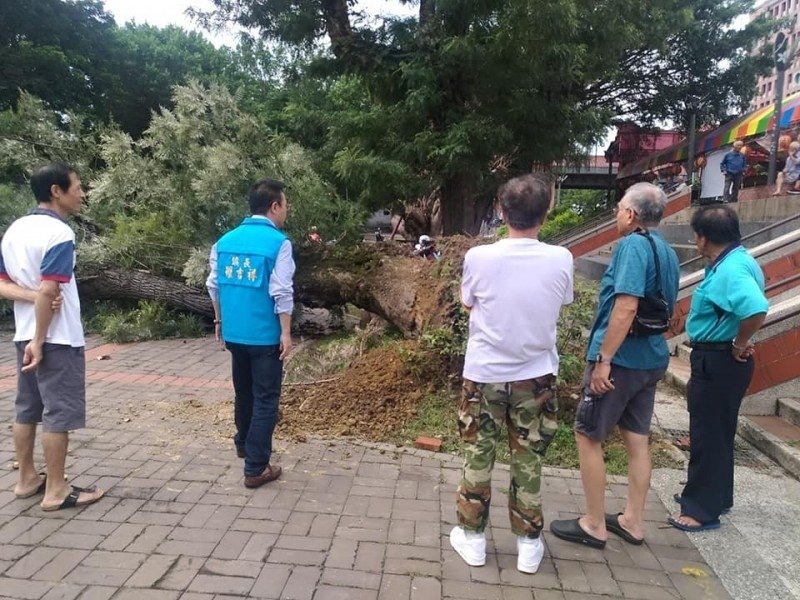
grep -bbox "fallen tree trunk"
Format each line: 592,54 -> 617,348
78,267 -> 214,316
77,236 -> 483,336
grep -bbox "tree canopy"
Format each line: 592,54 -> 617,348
199,0 -> 774,233
0,0 -> 245,137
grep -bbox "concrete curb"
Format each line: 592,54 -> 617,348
738,416 -> 800,480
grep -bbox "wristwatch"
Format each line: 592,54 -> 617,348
595,353 -> 610,364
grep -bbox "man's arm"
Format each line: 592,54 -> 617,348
206,244 -> 223,344
21,280 -> 59,373
269,240 -> 295,361
590,294 -> 638,395
732,313 -> 767,363
278,312 -> 292,360
0,280 -> 37,303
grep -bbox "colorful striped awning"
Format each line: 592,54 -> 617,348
618,91 -> 800,178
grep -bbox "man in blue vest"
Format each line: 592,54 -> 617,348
720,141 -> 747,203
206,179 -> 295,488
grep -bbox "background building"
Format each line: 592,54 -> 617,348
750,0 -> 800,110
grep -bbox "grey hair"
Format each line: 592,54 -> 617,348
623,182 -> 667,226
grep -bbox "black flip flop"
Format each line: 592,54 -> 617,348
41,485 -> 104,512
550,518 -> 606,549
605,513 -> 644,545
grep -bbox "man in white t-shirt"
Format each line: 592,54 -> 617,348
0,163 -> 103,511
449,174 -> 574,574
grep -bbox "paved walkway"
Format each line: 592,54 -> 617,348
1,336 -> 734,600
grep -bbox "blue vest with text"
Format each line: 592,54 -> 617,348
217,217 -> 286,345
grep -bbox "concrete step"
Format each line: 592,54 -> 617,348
738,415 -> 800,480
664,355 -> 689,395
675,342 -> 691,362
778,397 -> 800,428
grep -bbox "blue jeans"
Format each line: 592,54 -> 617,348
226,342 -> 282,477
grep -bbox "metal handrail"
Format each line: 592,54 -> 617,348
680,212 -> 800,269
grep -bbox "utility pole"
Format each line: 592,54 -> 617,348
769,31 -> 790,185
686,111 -> 697,189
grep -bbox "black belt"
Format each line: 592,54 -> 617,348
690,341 -> 732,351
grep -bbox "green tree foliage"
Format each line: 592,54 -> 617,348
590,0 -> 774,130
199,0 -> 771,234
104,24 -> 232,136
0,92 -> 100,231
0,0 -> 117,117
0,0 -> 243,137
84,82 -> 363,279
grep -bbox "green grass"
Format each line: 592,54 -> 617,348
396,396 -> 681,475
394,391 -> 460,453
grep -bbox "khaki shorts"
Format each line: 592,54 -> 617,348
15,342 -> 86,432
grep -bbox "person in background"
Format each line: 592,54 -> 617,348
307,225 -> 322,245
670,205 -> 768,532
550,182 -> 679,549
449,174 -> 573,574
206,179 -> 295,489
773,141 -> 800,196
720,141 -> 746,203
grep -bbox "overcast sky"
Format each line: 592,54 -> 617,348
103,0 -> 416,47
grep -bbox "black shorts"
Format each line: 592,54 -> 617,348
574,362 -> 666,442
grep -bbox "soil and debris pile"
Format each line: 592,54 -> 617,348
280,341 -> 427,442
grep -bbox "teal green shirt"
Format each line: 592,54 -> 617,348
686,245 -> 768,343
587,231 -> 680,370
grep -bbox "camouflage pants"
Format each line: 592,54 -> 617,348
456,375 -> 558,538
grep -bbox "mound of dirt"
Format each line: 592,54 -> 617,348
280,341 -> 427,442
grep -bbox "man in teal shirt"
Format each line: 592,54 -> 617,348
670,205 -> 768,532
551,182 -> 680,549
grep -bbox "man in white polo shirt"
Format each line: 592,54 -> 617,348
0,163 -> 103,511
449,174 -> 574,574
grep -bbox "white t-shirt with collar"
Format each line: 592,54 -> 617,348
0,209 -> 85,347
461,237 -> 573,383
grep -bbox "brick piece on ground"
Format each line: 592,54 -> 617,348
413,437 -> 442,452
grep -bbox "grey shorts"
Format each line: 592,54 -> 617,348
574,362 -> 666,442
15,342 -> 86,432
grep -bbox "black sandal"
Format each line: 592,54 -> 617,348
41,485 -> 104,512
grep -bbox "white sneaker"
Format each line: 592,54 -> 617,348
517,535 -> 544,574
449,526 -> 486,566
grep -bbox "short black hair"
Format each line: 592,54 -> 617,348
249,178 -> 286,215
497,174 -> 550,230
30,163 -> 77,203
690,205 -> 741,245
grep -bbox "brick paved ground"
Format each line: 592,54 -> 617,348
0,335 -> 731,599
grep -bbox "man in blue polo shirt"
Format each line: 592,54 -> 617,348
551,182 -> 680,549
206,179 -> 294,489
720,141 -> 747,203
670,205 -> 768,532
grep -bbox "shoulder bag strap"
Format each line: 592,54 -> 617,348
635,230 -> 663,295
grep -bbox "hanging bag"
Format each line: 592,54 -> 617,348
629,231 -> 671,337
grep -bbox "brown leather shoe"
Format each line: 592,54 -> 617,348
244,465 -> 282,489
